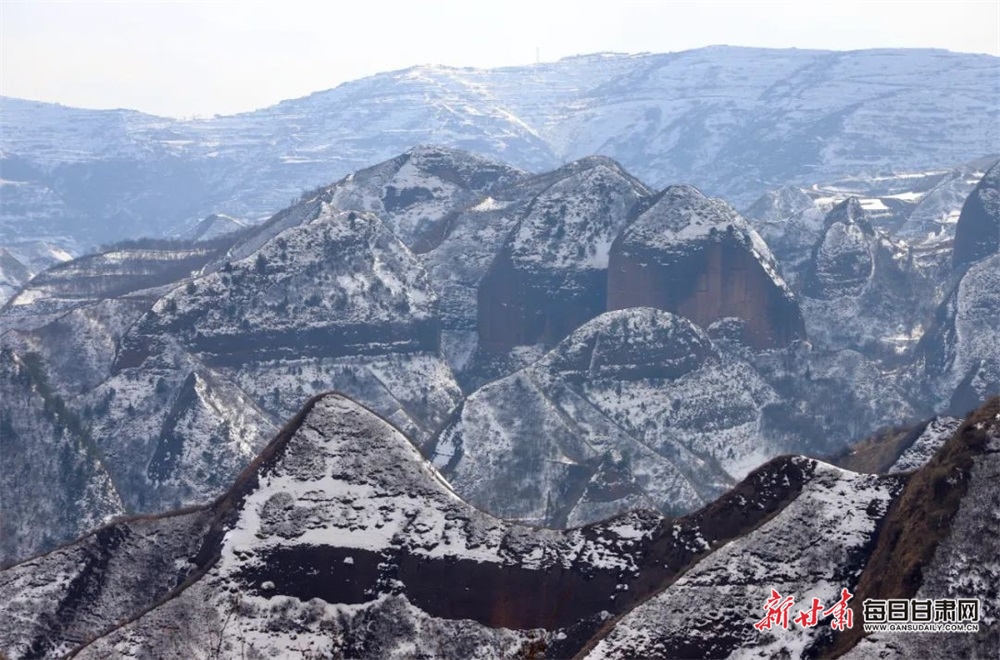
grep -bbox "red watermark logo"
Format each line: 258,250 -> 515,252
755,590 -> 981,634
754,588 -> 854,631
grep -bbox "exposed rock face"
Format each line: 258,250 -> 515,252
327,145 -> 527,250
800,198 -> 924,356
917,252 -> 1000,414
120,208 -> 438,368
0,198 -> 464,566
6,394 -> 997,659
435,308 -> 782,526
608,185 -> 805,349
952,160 -> 1000,268
804,198 -> 878,299
0,392 -> 803,658
477,158 -> 651,351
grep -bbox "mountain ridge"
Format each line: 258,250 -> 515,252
3,390 -> 996,658
3,46 -> 997,252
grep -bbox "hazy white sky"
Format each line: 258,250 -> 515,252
2,0 -> 998,118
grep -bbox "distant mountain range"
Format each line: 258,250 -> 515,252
2,47 -> 997,252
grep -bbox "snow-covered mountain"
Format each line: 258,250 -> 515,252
2,392 -> 996,658
433,308 -> 782,526
0,146 -> 996,573
2,47 -> 997,255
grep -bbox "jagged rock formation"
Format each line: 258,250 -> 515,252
477,158 -> 651,351
952,160 -> 1000,268
744,158 -> 993,297
0,197 -> 464,564
3,394 -> 996,659
434,308 -> 782,526
804,198 -> 881,299
800,198 -> 924,357
607,185 -> 805,349
2,146 -> 997,578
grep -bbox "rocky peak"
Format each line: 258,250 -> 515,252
436,308 -> 782,526
608,185 -> 804,349
539,307 -> 718,382
952,159 -> 1000,269
743,185 -> 816,223
804,197 -> 877,299
476,157 -> 651,351
0,390 -> 816,658
327,145 -> 527,251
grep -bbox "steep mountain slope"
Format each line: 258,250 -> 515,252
584,397 -> 1000,659
0,392 -> 803,658
582,463 -> 903,659
4,394 -> 995,659
608,185 -> 804,349
844,401 -> 1000,659
0,197 -> 463,563
953,160 -> 1000,268
3,48 -> 997,253
917,252 -> 1000,414
3,146 -> 996,576
0,349 -> 124,567
434,309 -> 783,526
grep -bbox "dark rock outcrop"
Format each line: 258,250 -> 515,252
477,158 -> 651,352
952,159 -> 1000,269
607,185 -> 805,350
8,393 -> 997,659
0,391 -> 817,658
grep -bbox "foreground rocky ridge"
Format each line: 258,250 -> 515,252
2,393 -> 996,659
